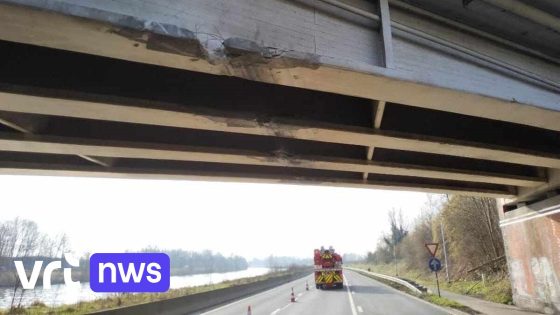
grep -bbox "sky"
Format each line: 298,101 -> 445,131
0,175 -> 434,260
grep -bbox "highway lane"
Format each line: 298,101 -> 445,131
347,271 -> 448,315
198,270 -> 449,315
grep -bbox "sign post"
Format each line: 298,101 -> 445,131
429,257 -> 442,297
425,243 -> 442,297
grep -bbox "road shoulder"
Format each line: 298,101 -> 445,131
429,287 -> 543,315
347,270 -> 459,314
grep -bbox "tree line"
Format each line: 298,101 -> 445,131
0,218 -> 68,308
367,195 -> 506,279
76,248 -> 248,279
1,217 -> 250,309
138,247 -> 248,275
0,217 -> 249,306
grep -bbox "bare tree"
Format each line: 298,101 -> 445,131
0,218 -> 68,309
436,196 -> 505,276
382,208 -> 408,276
383,208 -> 408,248
367,195 -> 505,281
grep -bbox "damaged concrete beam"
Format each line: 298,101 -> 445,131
0,131 -> 544,188
0,110 -> 114,167
1,90 -> 559,170
0,1 -> 559,133
0,160 -> 515,197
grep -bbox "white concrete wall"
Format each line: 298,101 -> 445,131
2,0 -> 560,112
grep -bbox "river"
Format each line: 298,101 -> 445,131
0,267 -> 270,309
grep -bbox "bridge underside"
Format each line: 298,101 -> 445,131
0,0 -> 559,204
1,1 -> 560,312
0,37 -> 557,199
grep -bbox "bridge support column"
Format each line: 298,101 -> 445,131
499,196 -> 560,314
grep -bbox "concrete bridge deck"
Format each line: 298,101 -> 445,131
0,0 -> 559,203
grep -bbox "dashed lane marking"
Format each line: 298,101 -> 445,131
270,300 -> 293,315
271,283 -> 313,315
201,275 -> 313,314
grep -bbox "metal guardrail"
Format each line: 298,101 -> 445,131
345,267 -> 423,295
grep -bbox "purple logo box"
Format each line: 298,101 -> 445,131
90,253 -> 170,292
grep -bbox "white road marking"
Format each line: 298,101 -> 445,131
349,270 -> 452,314
270,302 -> 292,315
201,275 -> 312,314
351,290 -> 355,295
344,276 -> 358,315
357,306 -> 364,313
270,285 -> 312,315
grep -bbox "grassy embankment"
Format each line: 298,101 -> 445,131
1,270 -> 299,315
351,263 -> 512,304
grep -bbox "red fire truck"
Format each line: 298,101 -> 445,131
314,246 -> 343,289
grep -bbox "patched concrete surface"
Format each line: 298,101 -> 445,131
503,202 -> 560,314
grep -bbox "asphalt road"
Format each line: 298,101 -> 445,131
199,270 -> 449,315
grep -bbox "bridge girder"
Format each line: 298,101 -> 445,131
0,0 -> 558,202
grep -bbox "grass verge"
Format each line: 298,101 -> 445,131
422,294 -> 480,314
352,263 -> 512,304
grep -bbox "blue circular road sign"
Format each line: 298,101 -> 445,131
429,257 -> 442,272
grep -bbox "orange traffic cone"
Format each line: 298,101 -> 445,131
306,281 -> 309,291
247,305 -> 252,315
291,287 -> 296,302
